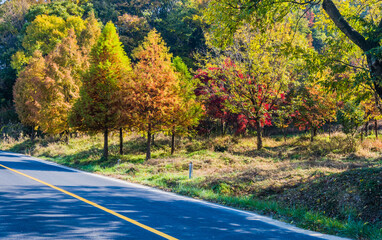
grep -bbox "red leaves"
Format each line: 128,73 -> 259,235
195,58 -> 286,134
292,85 -> 336,131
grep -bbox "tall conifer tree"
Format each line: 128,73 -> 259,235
13,50 -> 45,138
38,29 -> 87,138
70,22 -> 132,160
128,30 -> 181,160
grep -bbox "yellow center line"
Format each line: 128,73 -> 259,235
0,163 -> 178,240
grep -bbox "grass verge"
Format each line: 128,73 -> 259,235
1,132 -> 381,239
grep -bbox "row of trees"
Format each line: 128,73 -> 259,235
0,0 -> 206,123
14,19 -> 202,160
4,0 -> 382,160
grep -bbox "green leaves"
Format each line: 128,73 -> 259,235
70,22 -> 132,132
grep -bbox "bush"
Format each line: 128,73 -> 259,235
307,134 -> 357,156
185,140 -> 208,153
1,123 -> 26,140
212,136 -> 237,152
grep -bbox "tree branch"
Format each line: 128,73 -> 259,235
322,0 -> 375,52
378,16 -> 382,30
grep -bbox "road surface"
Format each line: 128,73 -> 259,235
0,151 -> 348,240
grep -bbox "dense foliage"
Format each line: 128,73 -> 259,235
1,0 -> 382,155
1,1 -> 382,238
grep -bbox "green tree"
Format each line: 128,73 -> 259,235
169,56 -> 202,154
115,13 -> 150,56
24,0 -> 85,22
92,0 -> 206,67
70,22 -> 132,160
151,0 -> 206,67
11,3 -> 97,74
21,14 -> 85,56
0,0 -> 35,122
337,101 -> 364,137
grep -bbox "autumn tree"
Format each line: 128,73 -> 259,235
12,12 -> 100,140
11,3 -> 97,74
70,22 -> 132,160
128,30 -> 181,160
204,0 -> 382,107
13,51 -> 46,139
208,59 -> 286,150
196,23 -> 307,149
169,56 -> 202,154
291,84 -> 336,142
36,29 -> 88,139
78,12 -> 102,58
360,97 -> 382,140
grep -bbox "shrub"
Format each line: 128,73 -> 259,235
212,136 -> 236,152
185,140 -> 209,153
1,123 -> 26,140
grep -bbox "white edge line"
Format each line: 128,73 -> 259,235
0,151 -> 351,240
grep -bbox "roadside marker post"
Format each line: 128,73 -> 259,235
189,162 -> 193,179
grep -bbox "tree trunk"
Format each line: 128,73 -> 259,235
283,128 -> 287,142
256,121 -> 262,150
322,0 -> 382,100
313,127 -> 318,137
328,123 -> 331,137
31,127 -> 35,141
151,133 -> 155,146
65,131 -> 69,145
171,130 -> 175,155
119,128 -> 123,155
322,0 -> 374,52
361,130 -> 364,142
103,128 -> 108,160
310,128 -> 314,142
146,124 -> 152,160
365,121 -> 369,136
375,119 -> 378,140
221,119 -> 225,136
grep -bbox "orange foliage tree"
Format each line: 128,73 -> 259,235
127,30 -> 181,160
13,50 -> 45,139
13,14 -> 101,140
37,29 -> 88,139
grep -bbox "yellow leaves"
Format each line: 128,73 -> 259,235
11,51 -> 30,73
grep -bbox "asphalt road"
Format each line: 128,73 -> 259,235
0,151 -> 349,240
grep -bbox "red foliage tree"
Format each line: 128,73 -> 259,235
195,59 -> 285,149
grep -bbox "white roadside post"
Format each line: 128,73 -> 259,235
189,162 -> 193,179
